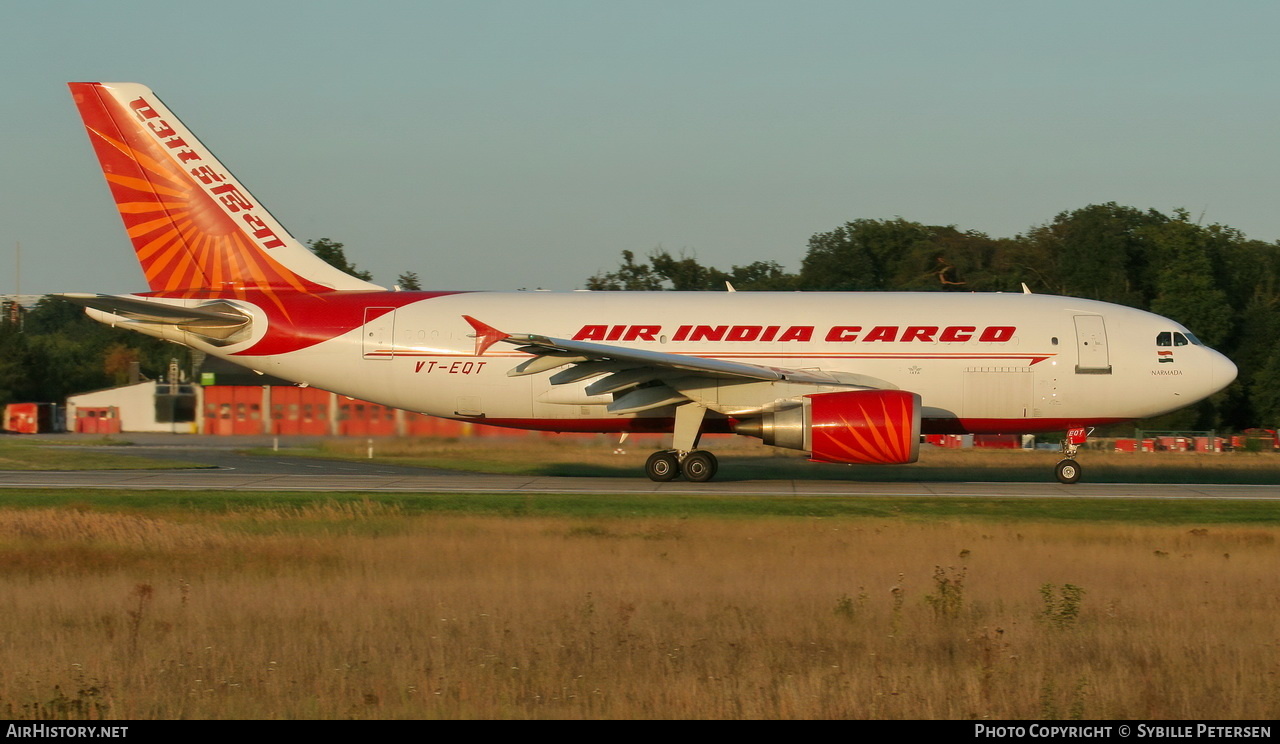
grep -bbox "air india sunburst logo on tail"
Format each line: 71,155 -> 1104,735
69,83 -> 329,298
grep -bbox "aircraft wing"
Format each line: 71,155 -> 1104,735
504,332 -> 840,384
464,316 -> 895,416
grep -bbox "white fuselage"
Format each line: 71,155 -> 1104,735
145,290 -> 1235,435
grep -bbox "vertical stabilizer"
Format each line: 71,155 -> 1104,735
68,82 -> 381,293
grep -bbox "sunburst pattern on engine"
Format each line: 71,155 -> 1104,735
807,390 -> 922,465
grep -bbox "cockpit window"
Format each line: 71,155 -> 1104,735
1158,331 -> 1202,347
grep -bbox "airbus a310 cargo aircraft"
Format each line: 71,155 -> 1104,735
61,82 -> 1237,484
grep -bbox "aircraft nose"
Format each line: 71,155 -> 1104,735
1209,349 -> 1237,394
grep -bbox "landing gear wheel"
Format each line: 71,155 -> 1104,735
645,451 -> 680,482
682,450 -> 719,483
1056,458 -> 1082,484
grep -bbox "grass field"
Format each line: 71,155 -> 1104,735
0,501 -> 1275,720
0,437 -> 1277,719
0,488 -> 1277,523
0,438 -> 205,471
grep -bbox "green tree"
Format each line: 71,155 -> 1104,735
723,260 -> 796,290
103,344 -> 141,386
1251,343 -> 1280,427
397,271 -> 422,290
1144,213 -> 1233,349
0,316 -> 36,406
307,238 -> 373,281
585,250 -> 664,290
1025,203 -> 1168,306
1230,292 -> 1280,386
799,218 -> 940,291
1218,238 -> 1280,317
648,251 -> 731,290
587,250 -> 796,291
883,227 -> 1031,292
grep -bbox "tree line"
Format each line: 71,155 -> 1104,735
2,207 -> 1277,433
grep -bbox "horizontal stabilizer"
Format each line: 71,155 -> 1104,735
58,293 -> 249,328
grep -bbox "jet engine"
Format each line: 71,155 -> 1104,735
734,389 -> 921,465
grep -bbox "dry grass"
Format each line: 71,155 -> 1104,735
0,505 -> 1275,719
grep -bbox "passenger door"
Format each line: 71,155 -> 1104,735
1073,315 -> 1111,374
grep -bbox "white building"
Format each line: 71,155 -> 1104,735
67,380 -> 199,433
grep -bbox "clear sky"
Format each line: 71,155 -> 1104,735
3,0 -> 1278,295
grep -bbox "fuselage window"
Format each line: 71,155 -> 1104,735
1157,332 -> 1172,347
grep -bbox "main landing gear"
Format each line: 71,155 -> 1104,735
645,449 -> 719,483
1055,427 -> 1091,484
645,403 -> 719,482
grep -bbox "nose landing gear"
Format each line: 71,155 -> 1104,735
1056,427 -> 1091,484
1055,457 -> 1081,484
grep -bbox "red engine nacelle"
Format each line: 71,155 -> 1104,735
734,389 -> 922,465
807,389 -> 921,464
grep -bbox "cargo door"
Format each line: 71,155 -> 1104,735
963,368 -> 1034,421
